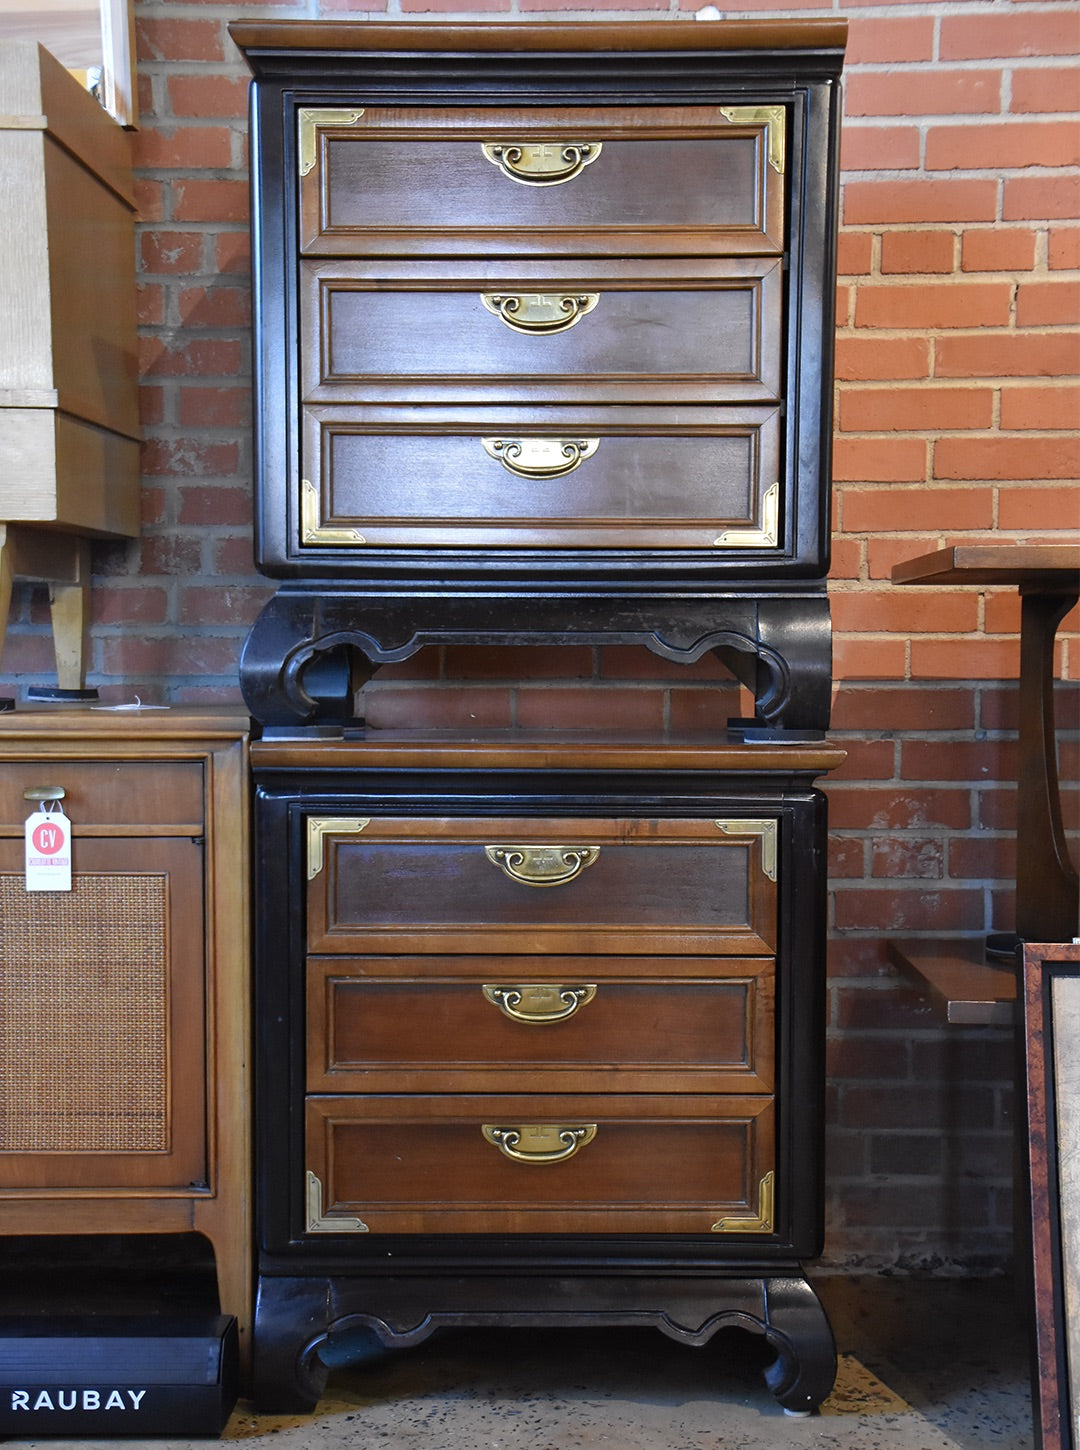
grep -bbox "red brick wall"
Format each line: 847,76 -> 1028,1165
6,0 -> 1078,1270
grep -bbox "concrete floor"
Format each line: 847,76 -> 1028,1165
0,1273 -> 1035,1449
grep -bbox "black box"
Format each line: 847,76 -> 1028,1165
0,1314 -> 238,1437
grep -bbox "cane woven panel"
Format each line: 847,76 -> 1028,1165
0,874 -> 169,1153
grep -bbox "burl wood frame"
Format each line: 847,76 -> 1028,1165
1023,942 -> 1080,1450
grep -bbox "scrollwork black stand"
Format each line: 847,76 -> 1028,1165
240,587 -> 832,733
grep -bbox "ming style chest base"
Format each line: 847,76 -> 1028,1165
240,586 -> 833,733
250,731 -> 844,1413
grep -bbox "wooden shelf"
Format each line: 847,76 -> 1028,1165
891,543 -> 1079,589
888,939 -> 1018,1027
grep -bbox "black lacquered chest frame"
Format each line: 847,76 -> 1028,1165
232,23 -> 845,731
249,734 -> 841,1415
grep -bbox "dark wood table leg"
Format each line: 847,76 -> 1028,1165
1016,585 -> 1079,945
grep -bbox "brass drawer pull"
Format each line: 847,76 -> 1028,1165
481,292 -> 599,335
484,844 -> 600,886
22,786 -> 66,802
482,437 -> 598,479
482,1123 -> 597,1164
481,140 -> 602,186
482,983 -> 597,1024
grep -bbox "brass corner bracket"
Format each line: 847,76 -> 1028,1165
300,479 -> 366,547
719,105 -> 785,175
306,1171 -> 369,1234
714,482 -> 780,549
712,1170 -> 775,1234
307,817 -> 371,880
298,108 -> 365,178
715,818 -> 778,882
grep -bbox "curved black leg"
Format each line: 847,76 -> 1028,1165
250,1270 -> 836,1416
252,1276 -> 333,1413
240,591 -> 375,726
755,595 -> 832,732
711,594 -> 831,733
759,1276 -> 838,1414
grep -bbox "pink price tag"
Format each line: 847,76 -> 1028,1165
24,808 -> 72,892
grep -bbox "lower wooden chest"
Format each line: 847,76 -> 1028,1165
251,731 -> 843,1415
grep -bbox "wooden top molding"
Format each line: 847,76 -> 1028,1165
252,729 -> 847,777
0,705 -> 251,744
229,20 -> 848,61
891,544 -> 1080,591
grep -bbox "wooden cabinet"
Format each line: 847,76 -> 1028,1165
0,709 -> 251,1357
0,42 -> 140,696
232,19 -> 847,1422
251,732 -> 844,1413
230,22 -> 845,732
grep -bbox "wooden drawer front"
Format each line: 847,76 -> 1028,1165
307,817 -> 778,956
302,258 -> 782,405
0,837 -> 207,1191
299,106 -> 784,258
306,956 -> 775,1094
305,1094 -> 774,1235
301,407 -> 780,552
0,759 -> 204,834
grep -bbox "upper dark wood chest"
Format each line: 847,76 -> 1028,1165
232,21 -> 846,731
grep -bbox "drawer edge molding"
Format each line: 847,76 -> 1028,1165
712,1169 -> 774,1234
306,1169 -> 369,1233
716,818 -> 777,881
308,817 -> 370,879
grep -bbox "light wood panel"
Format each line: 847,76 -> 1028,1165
0,709 -> 252,1368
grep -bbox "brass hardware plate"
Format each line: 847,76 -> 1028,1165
481,292 -> 599,334
307,817 -> 370,880
482,1123 -> 597,1164
481,437 -> 598,480
715,482 -> 780,549
301,478 -> 366,547
715,819 -> 778,882
484,844 -> 600,887
298,107 -> 365,178
482,983 -> 597,1024
481,140 -> 602,186
712,1170 -> 775,1233
306,1170 -> 368,1233
719,106 -> 786,175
